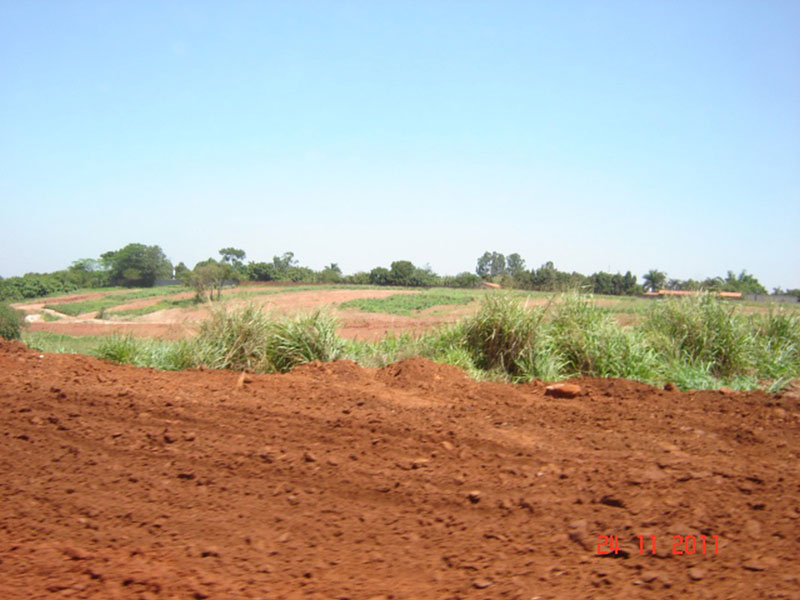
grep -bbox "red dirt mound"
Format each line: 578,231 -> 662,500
1,340 -> 799,599
377,357 -> 471,391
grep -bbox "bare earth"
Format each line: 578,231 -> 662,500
1,340 -> 799,599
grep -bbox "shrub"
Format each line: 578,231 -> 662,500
643,295 -> 754,377
460,294 -> 548,378
265,310 -> 344,372
549,294 -> 657,380
192,304 -> 273,371
0,303 -> 24,340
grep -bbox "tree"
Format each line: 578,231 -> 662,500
174,262 -> 190,280
103,243 -> 172,287
369,267 -> 391,285
476,252 -> 492,278
506,253 -> 526,277
219,247 -> 246,269
188,260 -> 228,301
642,269 -> 667,293
389,261 -> 416,286
318,263 -> 342,283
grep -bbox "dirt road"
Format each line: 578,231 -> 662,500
1,340 -> 798,598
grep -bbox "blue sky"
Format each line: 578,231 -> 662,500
1,1 -> 798,290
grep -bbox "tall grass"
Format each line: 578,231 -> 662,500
642,294 -> 754,377
31,294 -> 800,392
94,305 -> 343,374
549,294 -> 657,380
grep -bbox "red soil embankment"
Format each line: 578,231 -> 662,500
1,340 -> 799,598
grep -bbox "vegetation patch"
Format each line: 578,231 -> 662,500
44,287 -> 190,317
339,290 -> 478,316
111,297 -> 199,319
0,303 -> 24,340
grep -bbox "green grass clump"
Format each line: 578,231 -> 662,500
549,294 -> 657,380
22,332 -> 107,354
642,295 -> 754,378
97,305 -> 345,373
41,311 -> 63,322
339,290 -> 477,316
264,311 -> 344,372
462,294 -> 544,376
0,303 -> 25,340
94,335 -> 195,370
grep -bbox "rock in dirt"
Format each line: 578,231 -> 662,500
544,383 -> 582,398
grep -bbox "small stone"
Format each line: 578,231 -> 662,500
544,383 -> 582,399
303,451 -> 317,463
742,560 -> 768,571
641,571 -> 660,583
412,458 -> 431,469
719,387 -> 734,394
473,579 -> 492,589
467,491 -> 482,504
687,567 -> 706,580
664,382 -> 676,391
441,441 -> 455,452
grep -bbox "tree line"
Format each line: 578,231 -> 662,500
1,243 -> 791,303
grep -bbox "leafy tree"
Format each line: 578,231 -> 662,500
103,243 -> 172,287
188,259 -> 229,301
476,252 -> 492,278
345,271 -> 371,285
246,262 -> 280,281
219,247 -> 246,269
369,267 -> 391,285
642,269 -> 666,293
389,260 -> 416,286
506,253 -> 526,277
318,263 -> 342,284
174,262 -> 190,280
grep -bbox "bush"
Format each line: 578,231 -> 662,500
192,304 -> 273,371
549,294 -> 657,380
643,295 -> 754,377
460,294 -> 548,378
0,303 -> 24,340
265,310 -> 344,372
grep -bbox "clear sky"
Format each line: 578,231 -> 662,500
1,1 -> 798,290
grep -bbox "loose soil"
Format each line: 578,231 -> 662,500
1,340 -> 798,599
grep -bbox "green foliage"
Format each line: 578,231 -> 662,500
643,269 -> 667,293
95,334 -> 195,370
339,290 -> 476,315
264,311 -> 344,373
0,303 -> 24,340
642,294 -> 754,377
102,243 -> 173,287
549,294 -> 656,379
191,305 -> 273,371
460,294 -> 549,377
369,267 -> 391,285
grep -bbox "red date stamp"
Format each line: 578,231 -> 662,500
597,534 -> 719,556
